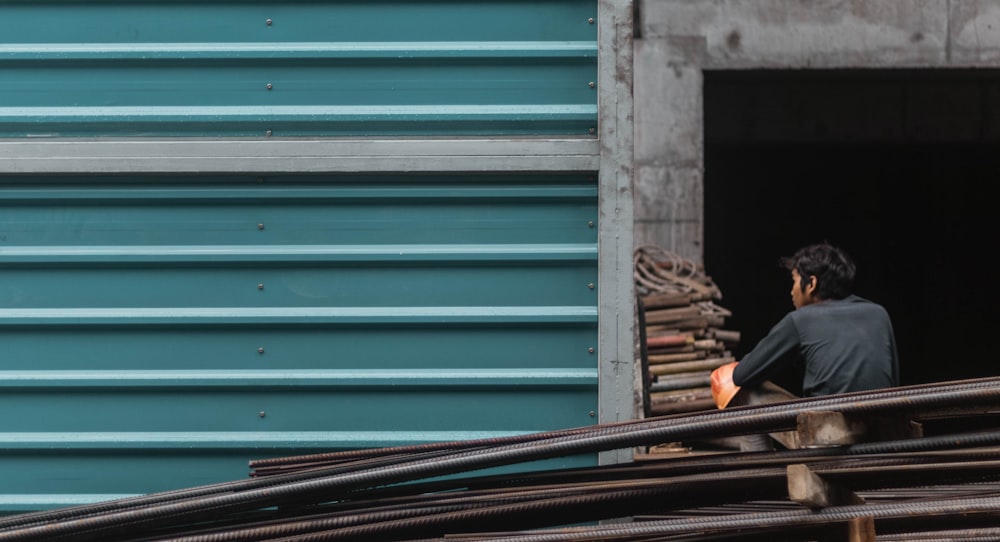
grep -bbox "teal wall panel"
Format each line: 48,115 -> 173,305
0,173 -> 600,510
0,1 -> 599,136
0,0 -> 610,516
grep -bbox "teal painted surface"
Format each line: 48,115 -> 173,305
0,174 -> 599,510
0,1 -> 598,136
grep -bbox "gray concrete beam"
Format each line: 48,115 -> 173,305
951,1 -> 1000,64
597,0 -> 637,465
634,37 -> 705,258
632,0 -> 1000,262
640,0 -> 950,68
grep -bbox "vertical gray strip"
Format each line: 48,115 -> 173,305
597,0 -> 636,466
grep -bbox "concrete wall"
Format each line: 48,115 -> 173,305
634,0 -> 1000,261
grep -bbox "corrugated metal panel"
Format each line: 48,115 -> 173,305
0,1 -> 598,136
0,173 -> 599,511
0,0 -> 620,514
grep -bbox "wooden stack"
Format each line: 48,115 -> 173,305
634,246 -> 740,416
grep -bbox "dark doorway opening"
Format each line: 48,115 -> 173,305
704,69 -> 998,394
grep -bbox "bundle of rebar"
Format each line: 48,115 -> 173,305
633,246 -> 740,416
2,377 -> 999,541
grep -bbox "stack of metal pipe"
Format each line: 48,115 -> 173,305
2,378 -> 1000,541
634,246 -> 741,416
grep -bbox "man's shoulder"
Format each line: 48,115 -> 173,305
795,295 -> 888,318
841,295 -> 890,314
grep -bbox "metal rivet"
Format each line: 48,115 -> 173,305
266,18 -> 272,26
258,347 -> 265,354
259,411 -> 266,418
258,283 -> 264,290
588,81 -> 595,88
266,83 -> 273,90
589,411 -> 596,417
257,223 -> 265,230
265,129 -> 273,136
588,283 -> 595,289
588,17 -> 594,24
588,221 -> 594,228
588,347 -> 595,353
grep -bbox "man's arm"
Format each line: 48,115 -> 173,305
732,313 -> 801,389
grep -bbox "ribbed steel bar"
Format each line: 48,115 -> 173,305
0,448 -> 464,532
478,432 -> 1000,489
141,481 -> 739,542
2,378 -> 999,541
249,426 -> 609,472
250,376 -> 1000,472
439,494 -> 1000,542
877,527 -> 1000,540
234,474 -> 794,542
169,458 -> 1000,542
157,474 -> 771,542
314,444 -> 1000,514
110,457 -> 1000,541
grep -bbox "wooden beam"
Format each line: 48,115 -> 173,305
796,411 -> 921,447
817,516 -> 876,542
787,463 -> 865,509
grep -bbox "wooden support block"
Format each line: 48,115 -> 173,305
787,463 -> 865,509
727,381 -> 802,449
796,411 -> 920,447
817,516 -> 876,542
796,412 -> 866,447
847,516 -> 876,542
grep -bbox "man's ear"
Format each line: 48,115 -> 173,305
805,275 -> 818,295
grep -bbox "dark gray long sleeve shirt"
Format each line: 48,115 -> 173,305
732,295 -> 899,397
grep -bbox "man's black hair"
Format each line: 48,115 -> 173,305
779,242 -> 856,300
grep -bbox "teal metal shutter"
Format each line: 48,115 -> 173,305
0,0 -> 631,513
0,1 -> 597,137
0,173 -> 598,510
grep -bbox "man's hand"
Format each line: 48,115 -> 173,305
710,361 -> 741,409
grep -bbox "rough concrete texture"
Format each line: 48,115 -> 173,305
634,164 -> 702,259
633,0 -> 1000,259
640,0 -> 950,68
633,37 -> 704,260
634,38 -> 705,164
951,1 -> 1000,63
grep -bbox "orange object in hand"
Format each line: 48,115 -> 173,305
710,361 -> 741,409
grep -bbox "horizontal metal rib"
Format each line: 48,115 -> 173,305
0,431 -> 541,450
0,138 -> 600,173
0,369 -> 598,389
0,105 -> 597,120
0,306 -> 598,326
0,41 -> 597,60
0,244 -> 598,263
0,186 -> 600,201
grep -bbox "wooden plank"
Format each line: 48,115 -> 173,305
847,516 -> 876,542
648,356 -> 733,376
816,516 -> 876,542
640,291 -> 692,309
643,306 -> 700,325
796,411 -> 921,447
787,463 -> 865,509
